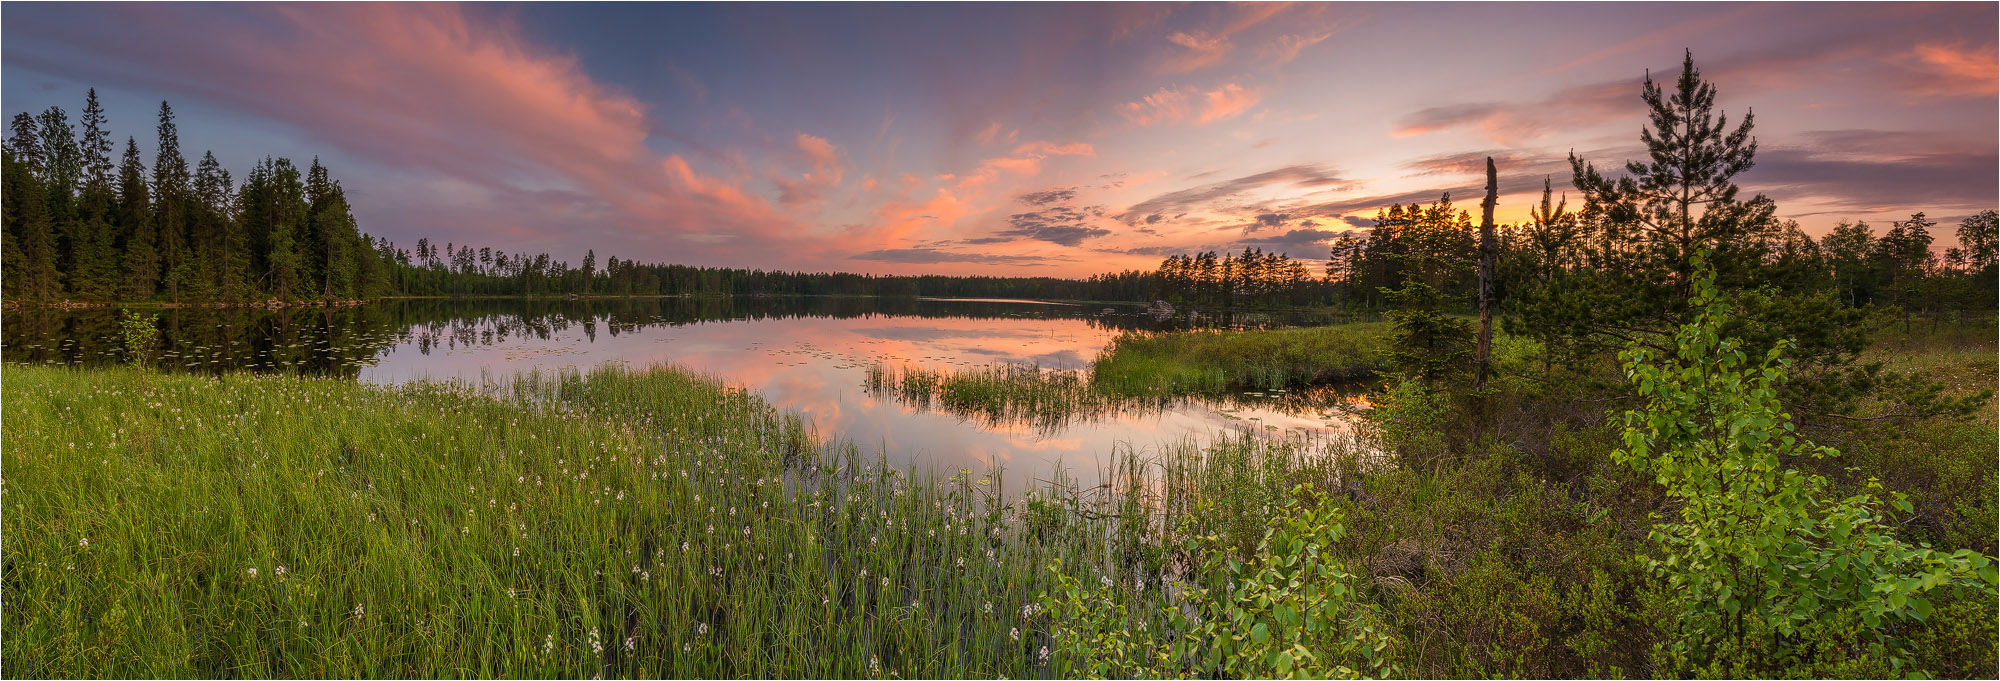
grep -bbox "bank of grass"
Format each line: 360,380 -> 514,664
1,362 -> 1361,678
1092,321 -> 1392,395
865,363 -> 1137,433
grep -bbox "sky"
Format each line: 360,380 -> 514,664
4,2 -> 1994,277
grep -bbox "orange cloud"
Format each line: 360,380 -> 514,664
1012,141 -> 1096,157
1165,30 -> 1232,72
1900,42 -> 1999,97
775,132 -> 845,204
865,189 -> 971,246
1121,83 -> 1264,126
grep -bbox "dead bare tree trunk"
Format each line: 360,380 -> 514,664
1475,157 -> 1497,391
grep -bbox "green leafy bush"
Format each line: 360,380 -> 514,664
117,309 -> 159,369
1613,254 -> 1999,675
1366,376 -> 1452,470
1041,485 -> 1399,679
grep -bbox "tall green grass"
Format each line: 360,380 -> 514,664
1093,322 -> 1391,395
2,362 -> 1366,677
865,363 -> 1174,433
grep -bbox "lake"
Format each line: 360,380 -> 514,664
3,297 -> 1368,488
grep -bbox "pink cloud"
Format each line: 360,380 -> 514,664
1392,80 -> 1633,144
775,132 -> 845,205
1164,30 -> 1232,72
1897,42 -> 1999,97
1012,141 -> 1096,157
1120,83 -> 1264,126
1151,3 -> 1298,73
1264,32 -> 1332,65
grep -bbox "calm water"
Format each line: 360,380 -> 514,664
4,297 -> 1368,487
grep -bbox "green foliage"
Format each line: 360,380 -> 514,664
1092,322 -> 1390,395
1382,281 -> 1474,383
1365,376 -> 1452,468
1041,485 -> 1399,679
1613,253 -> 1999,675
116,309 -> 160,369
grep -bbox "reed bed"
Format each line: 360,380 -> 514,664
1092,322 -> 1392,396
2,362 -> 1369,677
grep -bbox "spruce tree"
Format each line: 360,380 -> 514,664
152,101 -> 193,299
117,137 -> 159,299
188,150 -> 230,299
79,89 -> 115,194
263,158 -> 307,299
37,106 -> 82,207
7,113 -> 43,176
3,156 -> 63,299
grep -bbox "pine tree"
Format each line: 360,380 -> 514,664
1570,50 -> 1776,295
1821,220 -> 1874,307
1379,195 -> 1475,384
1874,212 -> 1935,328
1951,210 -> 1997,275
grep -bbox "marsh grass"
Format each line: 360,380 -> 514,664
2,362 -> 1367,678
1093,322 -> 1392,395
865,363 -> 1177,433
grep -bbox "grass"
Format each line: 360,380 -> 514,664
865,363 -> 1174,433
1,362 -> 1366,678
1093,322 -> 1391,395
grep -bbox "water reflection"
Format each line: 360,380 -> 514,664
4,297 -> 1371,487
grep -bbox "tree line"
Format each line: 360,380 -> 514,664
1149,248 -> 1325,307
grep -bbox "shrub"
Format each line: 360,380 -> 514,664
1041,485 -> 1399,679
117,309 -> 160,369
1613,254 -> 1999,675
